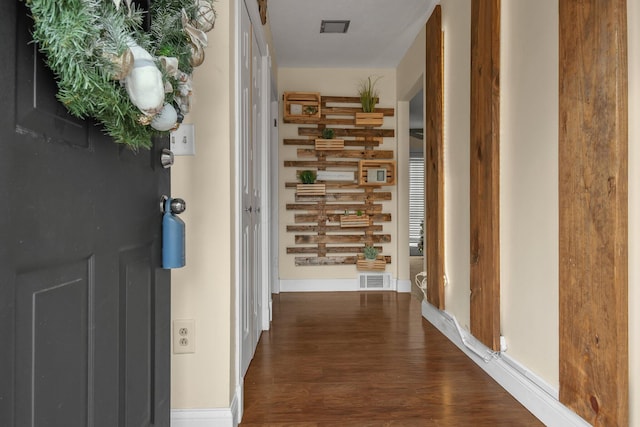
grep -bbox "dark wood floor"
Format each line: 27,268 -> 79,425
240,292 -> 543,426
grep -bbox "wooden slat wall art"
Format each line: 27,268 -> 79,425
470,0 -> 500,351
425,5 -> 445,310
558,1 -> 628,425
284,95 -> 395,267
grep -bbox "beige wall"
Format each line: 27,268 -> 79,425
277,68 -> 397,280
628,1 -> 639,425
430,0 -> 638,418
499,0 -> 559,388
170,0 -> 235,409
396,25 -> 426,283
441,0 -> 472,329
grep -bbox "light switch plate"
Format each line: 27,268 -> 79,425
170,123 -> 195,156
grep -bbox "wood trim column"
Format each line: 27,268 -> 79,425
559,1 -> 628,425
425,5 -> 445,309
470,0 -> 500,351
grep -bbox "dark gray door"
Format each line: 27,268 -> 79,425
0,2 -> 171,426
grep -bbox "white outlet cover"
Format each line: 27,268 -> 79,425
173,319 -> 196,354
170,123 -> 195,156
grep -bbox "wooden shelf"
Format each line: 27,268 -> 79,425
284,92 -> 321,123
340,214 -> 370,228
356,254 -> 386,271
315,138 -> 344,150
296,183 -> 326,196
283,93 -> 395,267
355,112 -> 384,127
358,160 -> 396,186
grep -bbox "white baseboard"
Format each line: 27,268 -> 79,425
171,408 -> 234,427
279,278 -> 407,292
421,301 -> 591,427
280,278 -> 357,292
396,279 -> 412,293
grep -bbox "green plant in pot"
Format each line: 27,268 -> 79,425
363,245 -> 379,260
358,75 -> 382,112
303,105 -> 318,115
321,128 -> 335,139
298,170 -> 316,184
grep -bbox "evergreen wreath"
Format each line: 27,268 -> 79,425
23,0 -> 216,150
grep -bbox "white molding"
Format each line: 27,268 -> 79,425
231,383 -> 242,426
171,408 -> 234,427
279,278 -> 358,292
397,279 -> 412,293
279,278 -> 404,293
421,301 -> 591,427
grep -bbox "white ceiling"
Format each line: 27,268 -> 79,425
267,0 -> 437,68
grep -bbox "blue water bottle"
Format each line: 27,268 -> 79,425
162,197 -> 186,269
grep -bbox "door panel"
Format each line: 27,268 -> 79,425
240,2 -> 256,376
15,260 -> 91,427
0,2 -> 170,426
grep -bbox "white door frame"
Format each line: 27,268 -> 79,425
234,0 -> 273,420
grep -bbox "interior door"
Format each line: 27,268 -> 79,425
240,1 -> 257,376
0,2 -> 171,426
251,24 -> 263,349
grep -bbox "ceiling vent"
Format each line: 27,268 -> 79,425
320,20 -> 350,34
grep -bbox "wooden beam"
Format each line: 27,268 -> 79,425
294,255 -> 391,266
297,149 -> 394,159
284,139 -> 382,148
558,1 -> 628,425
287,245 -> 383,254
294,235 -> 391,244
470,0 -> 500,351
286,225 -> 383,233
298,128 -> 395,138
295,192 -> 392,203
286,203 -> 383,213
425,5 -> 445,310
294,213 -> 392,223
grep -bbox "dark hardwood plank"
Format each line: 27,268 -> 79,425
470,0 -> 501,352
558,1 -> 629,425
425,5 -> 445,310
240,293 -> 541,426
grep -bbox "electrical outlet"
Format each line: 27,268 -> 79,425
173,319 -> 196,354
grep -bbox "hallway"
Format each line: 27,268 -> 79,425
240,292 -> 542,426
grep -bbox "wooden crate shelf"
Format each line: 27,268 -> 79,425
296,183 -> 325,196
358,160 -> 396,186
283,92 -> 321,123
356,254 -> 386,271
315,138 -> 344,150
355,112 -> 384,127
340,214 -> 370,228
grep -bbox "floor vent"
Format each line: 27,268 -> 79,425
358,273 -> 391,290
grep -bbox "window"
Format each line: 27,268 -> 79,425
409,155 -> 424,250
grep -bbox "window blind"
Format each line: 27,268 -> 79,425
409,155 -> 425,246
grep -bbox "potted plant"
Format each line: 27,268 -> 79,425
296,170 -> 325,195
315,127 -> 344,150
340,208 -> 370,228
355,76 -> 384,126
363,245 -> 379,260
357,244 -> 385,271
298,169 -> 316,184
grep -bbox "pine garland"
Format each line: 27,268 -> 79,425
23,0 -> 213,150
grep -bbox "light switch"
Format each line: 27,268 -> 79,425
170,123 -> 195,156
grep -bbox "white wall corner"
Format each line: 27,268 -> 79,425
396,279 -> 412,293
231,383 -> 242,427
421,301 -> 591,427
